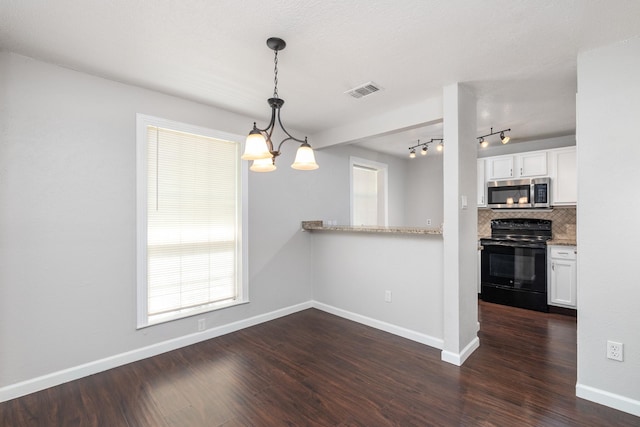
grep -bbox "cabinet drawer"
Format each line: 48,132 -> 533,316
550,247 -> 576,260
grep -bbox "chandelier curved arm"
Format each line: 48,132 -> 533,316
253,106 -> 278,153
274,107 -> 306,153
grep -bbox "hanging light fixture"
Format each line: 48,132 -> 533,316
408,138 -> 443,158
241,37 -> 319,171
477,127 -> 511,148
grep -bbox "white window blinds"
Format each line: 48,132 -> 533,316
137,117 -> 245,327
352,165 -> 379,226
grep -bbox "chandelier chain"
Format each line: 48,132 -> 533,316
273,50 -> 279,98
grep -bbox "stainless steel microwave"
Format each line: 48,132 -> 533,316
487,177 -> 551,209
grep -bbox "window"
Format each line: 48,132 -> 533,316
350,157 -> 388,226
136,114 -> 247,328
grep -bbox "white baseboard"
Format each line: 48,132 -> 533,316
0,301 -> 313,403
311,301 -> 444,349
440,336 -> 480,366
576,383 -> 640,417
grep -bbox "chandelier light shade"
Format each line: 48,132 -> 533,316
241,37 -> 319,172
242,125 -> 272,160
408,138 -> 443,158
249,156 -> 277,172
291,142 -> 319,170
477,127 -> 511,147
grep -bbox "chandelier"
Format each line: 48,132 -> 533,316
241,37 -> 319,172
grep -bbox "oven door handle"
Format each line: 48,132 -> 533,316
481,241 -> 546,249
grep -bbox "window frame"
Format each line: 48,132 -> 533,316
135,114 -> 248,329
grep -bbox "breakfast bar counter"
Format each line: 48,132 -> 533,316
301,221 -> 442,235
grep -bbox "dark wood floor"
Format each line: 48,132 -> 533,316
1,301 -> 638,426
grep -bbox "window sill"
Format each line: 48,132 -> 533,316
137,298 -> 250,329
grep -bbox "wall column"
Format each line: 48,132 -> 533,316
441,83 -> 479,365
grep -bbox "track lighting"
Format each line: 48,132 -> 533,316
408,138 -> 443,159
477,127 -> 511,148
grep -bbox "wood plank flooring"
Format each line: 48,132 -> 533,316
1,301 -> 638,426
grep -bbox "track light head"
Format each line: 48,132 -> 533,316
436,141 -> 443,152
409,149 -> 416,159
479,137 -> 488,148
421,146 -> 428,156
500,131 -> 510,144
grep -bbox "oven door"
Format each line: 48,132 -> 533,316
481,241 -> 547,292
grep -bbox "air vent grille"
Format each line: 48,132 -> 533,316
344,81 -> 382,99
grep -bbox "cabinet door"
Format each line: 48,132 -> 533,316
553,148 -> 577,205
518,152 -> 547,177
477,159 -> 486,207
488,156 -> 514,180
548,246 -> 577,308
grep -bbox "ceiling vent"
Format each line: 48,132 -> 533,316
344,81 -> 383,99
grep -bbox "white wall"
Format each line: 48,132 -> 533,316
310,232 -> 444,347
405,153 -> 444,227
0,52 -> 316,393
315,144 -> 408,226
576,37 -> 640,416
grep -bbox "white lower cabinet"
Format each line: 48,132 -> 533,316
548,245 -> 577,308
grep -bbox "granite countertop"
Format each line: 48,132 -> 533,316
301,221 -> 442,235
547,238 -> 577,246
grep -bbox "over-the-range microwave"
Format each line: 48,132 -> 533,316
487,177 -> 551,209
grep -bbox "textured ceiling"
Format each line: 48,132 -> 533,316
1,0 -> 640,157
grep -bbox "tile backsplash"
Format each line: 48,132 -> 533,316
478,206 -> 576,240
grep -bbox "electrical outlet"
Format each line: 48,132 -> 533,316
607,341 -> 624,361
384,290 -> 392,303
426,219 -> 432,226
198,318 -> 206,332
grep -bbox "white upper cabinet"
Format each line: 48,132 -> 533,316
518,151 -> 548,177
550,147 -> 577,205
477,159 -> 486,207
487,151 -> 547,181
487,156 -> 514,180
478,145 -> 577,207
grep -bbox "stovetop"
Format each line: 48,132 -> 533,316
485,218 -> 552,243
